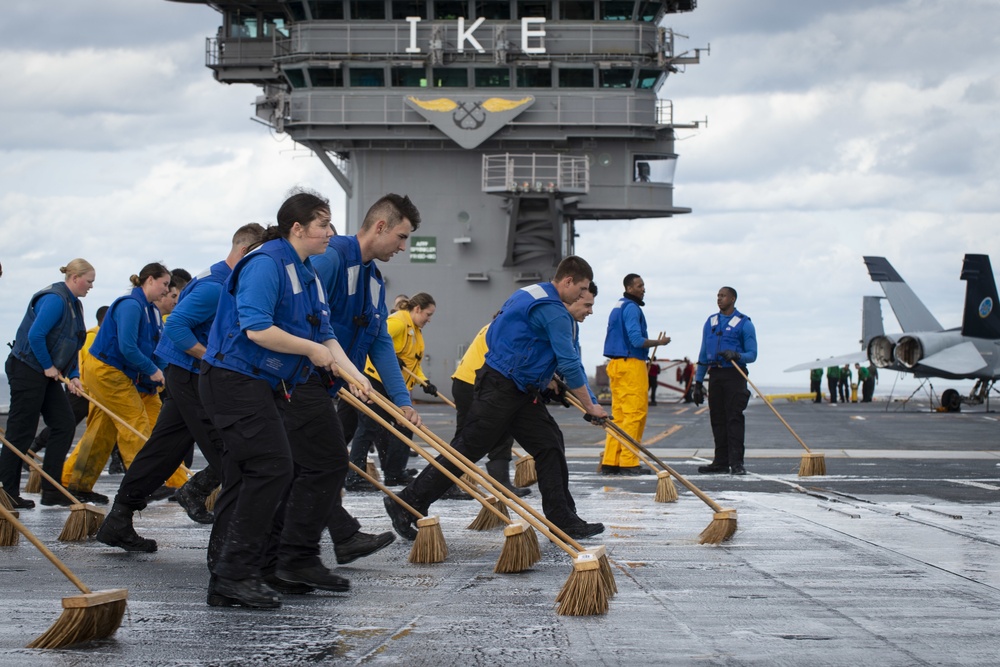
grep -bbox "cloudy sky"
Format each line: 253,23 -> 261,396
2,0 -> 998,395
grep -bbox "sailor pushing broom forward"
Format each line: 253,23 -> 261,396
384,255 -> 608,541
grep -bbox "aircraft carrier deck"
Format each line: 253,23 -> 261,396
2,396 -> 998,666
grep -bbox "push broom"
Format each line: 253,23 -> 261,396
0,503 -> 127,649
0,433 -> 104,541
344,380 -> 614,610
339,389 -> 539,572
0,485 -> 18,546
728,364 -> 826,476
25,450 -> 43,494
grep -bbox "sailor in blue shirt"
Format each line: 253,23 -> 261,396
384,256 -> 609,541
692,286 -> 758,475
97,224 -> 266,553
0,259 -> 94,509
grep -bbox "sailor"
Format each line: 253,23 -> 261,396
600,274 -> 670,475
826,364 -> 841,404
95,223 -> 266,553
383,256 -> 608,541
61,263 -> 176,502
692,286 -> 757,476
810,365 -> 823,403
199,191 -> 370,609
1,259 -> 94,509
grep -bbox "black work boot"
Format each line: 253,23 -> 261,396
174,467 -> 219,524
96,502 -> 157,552
487,458 -> 531,498
335,530 -> 396,564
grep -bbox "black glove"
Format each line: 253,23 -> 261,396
422,382 -> 438,396
720,350 -> 741,362
692,381 -> 705,406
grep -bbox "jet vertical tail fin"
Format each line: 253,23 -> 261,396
863,256 -> 942,332
960,254 -> 1000,339
860,296 -> 884,350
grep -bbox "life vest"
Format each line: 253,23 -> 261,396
90,287 -> 164,393
154,261 -> 231,373
485,282 -> 565,393
10,282 -> 86,376
603,296 -> 649,360
204,238 -> 330,390
705,309 -> 751,370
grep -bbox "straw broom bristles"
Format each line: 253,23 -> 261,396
513,454 -> 537,487
467,495 -> 510,531
494,521 -> 541,573
0,509 -> 19,546
408,516 -> 448,564
798,452 -> 826,477
204,486 -> 221,511
654,470 -> 678,503
556,553 -> 609,616
366,458 -> 381,482
0,485 -> 14,511
584,545 -> 617,597
25,467 -> 42,494
698,509 -> 738,545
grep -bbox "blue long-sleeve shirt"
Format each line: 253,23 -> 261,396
235,257 -> 335,341
27,293 -> 81,378
163,280 -> 224,352
529,301 -> 587,389
114,299 -> 160,377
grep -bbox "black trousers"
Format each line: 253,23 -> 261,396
115,364 -> 224,510
707,367 -> 751,468
31,391 -> 88,453
0,356 -> 77,495
827,377 -> 839,403
403,367 -> 580,529
810,378 -> 822,402
345,378 -> 411,478
452,377 -> 514,462
862,377 -> 875,402
200,365 -> 293,581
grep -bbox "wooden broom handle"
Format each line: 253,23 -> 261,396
728,363 -> 812,454
347,462 -> 423,519
0,503 -> 92,594
59,377 -> 149,444
401,366 -> 457,409
338,390 -> 516,531
0,432 -> 81,505
339,379 -> 581,557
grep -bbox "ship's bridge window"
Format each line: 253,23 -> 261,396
351,1 -> 386,19
308,1 -> 345,19
309,67 -> 343,87
637,1 -> 660,21
516,68 -> 552,88
600,1 -> 633,21
475,68 -> 511,87
561,2 -> 596,20
517,1 -> 551,18
264,17 -> 290,38
633,154 -> 677,184
284,68 -> 308,89
392,1 -> 426,19
476,1 -> 511,19
350,68 -> 386,87
599,68 -> 632,88
637,69 -> 662,89
392,67 -> 428,87
435,1 -> 468,19
558,68 -> 595,88
228,12 -> 258,38
432,68 -> 469,87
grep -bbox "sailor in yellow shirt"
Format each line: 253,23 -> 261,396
354,293 -> 438,486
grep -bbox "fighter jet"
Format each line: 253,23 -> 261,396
786,254 -> 1000,411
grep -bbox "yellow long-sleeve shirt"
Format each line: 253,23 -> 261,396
451,324 -> 490,385
365,309 -> 427,390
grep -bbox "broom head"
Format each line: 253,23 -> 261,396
798,452 -> 826,477
583,545 -> 617,597
654,470 -> 678,503
0,485 -> 14,511
26,588 -> 128,649
556,552 -> 609,616
58,504 -> 105,542
698,508 -> 738,545
204,486 -> 221,511
25,467 -> 42,494
513,455 -> 537,488
467,496 -> 509,531
408,515 -> 448,564
366,458 -> 381,482
494,521 -> 541,573
0,509 -> 20,546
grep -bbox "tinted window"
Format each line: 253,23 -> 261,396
599,1 -> 633,21
285,68 -> 307,88
476,1 -> 511,19
637,69 -> 661,89
351,1 -> 386,19
392,1 -> 427,18
433,68 -> 469,87
350,68 -> 386,87
599,68 -> 632,88
435,1 -> 468,18
561,2 -> 595,20
392,67 -> 428,87
475,68 -> 511,87
309,67 -> 343,87
517,68 -> 551,87
558,69 -> 594,87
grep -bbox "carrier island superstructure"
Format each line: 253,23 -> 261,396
167,0 -> 702,382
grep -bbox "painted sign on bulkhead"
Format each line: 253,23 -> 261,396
410,236 -> 437,263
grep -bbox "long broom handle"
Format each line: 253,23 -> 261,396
338,390 -> 518,533
401,366 -> 457,409
339,380 -> 581,557
557,383 -> 726,513
648,331 -> 666,364
728,363 -> 812,454
0,503 -> 92,594
347,462 -> 423,519
0,432 -> 81,506
58,377 -> 149,444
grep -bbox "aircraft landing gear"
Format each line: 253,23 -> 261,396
941,388 -> 962,412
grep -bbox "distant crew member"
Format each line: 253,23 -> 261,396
600,274 -> 670,475
810,365 -> 823,403
826,364 -> 841,404
692,286 -> 757,476
647,358 -> 661,406
839,364 -> 851,403
862,363 -> 877,402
